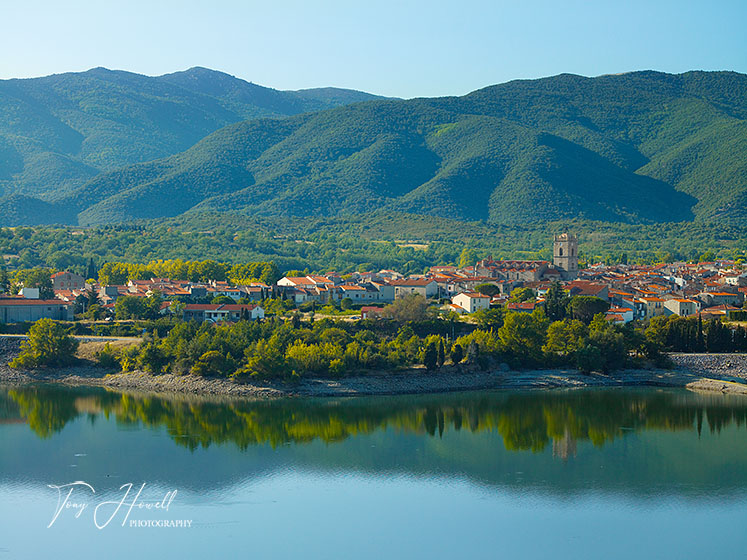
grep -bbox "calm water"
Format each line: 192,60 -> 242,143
1,384 -> 746,559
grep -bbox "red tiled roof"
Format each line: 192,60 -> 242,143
0,299 -> 72,306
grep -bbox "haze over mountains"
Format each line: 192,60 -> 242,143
0,68 -> 744,227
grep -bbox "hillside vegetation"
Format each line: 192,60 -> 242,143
1,70 -> 745,227
0,66 -> 382,202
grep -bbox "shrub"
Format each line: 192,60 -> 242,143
9,319 -> 79,368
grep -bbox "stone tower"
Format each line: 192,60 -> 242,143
553,232 -> 578,280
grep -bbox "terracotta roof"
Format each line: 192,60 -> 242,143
456,292 -> 489,299
0,299 -> 72,306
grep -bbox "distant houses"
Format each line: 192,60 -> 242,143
0,297 -> 73,323
1,234 -> 744,326
182,303 -> 265,323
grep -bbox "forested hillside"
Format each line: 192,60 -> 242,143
1,70 -> 744,228
0,66 -> 382,202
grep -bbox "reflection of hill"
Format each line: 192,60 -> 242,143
5,386 -> 747,451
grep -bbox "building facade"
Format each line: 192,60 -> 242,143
553,233 -> 579,280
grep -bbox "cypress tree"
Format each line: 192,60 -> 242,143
424,342 -> 438,371
450,344 -> 464,365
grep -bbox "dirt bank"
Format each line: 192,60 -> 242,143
2,336 -> 746,398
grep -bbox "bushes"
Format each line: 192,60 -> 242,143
9,319 -> 79,368
66,309 -> 679,380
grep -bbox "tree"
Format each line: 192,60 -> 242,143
85,304 -> 104,320
508,287 -> 536,303
10,319 -> 79,368
543,319 -> 587,358
0,267 -> 9,294
14,268 -> 54,299
569,296 -> 610,324
211,295 -> 235,305
450,343 -> 464,365
423,342 -> 438,371
576,344 -> 603,373
544,282 -> 569,321
475,283 -> 501,297
498,309 -> 550,364
587,315 -> 627,371
380,294 -> 432,323
459,248 -> 478,268
473,308 -> 504,330
86,258 -> 97,282
437,339 -> 445,367
340,297 -> 353,310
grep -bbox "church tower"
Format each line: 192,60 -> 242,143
553,232 -> 578,280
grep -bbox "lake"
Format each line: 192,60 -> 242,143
1,384 -> 746,559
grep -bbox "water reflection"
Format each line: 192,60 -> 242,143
2,384 -> 745,453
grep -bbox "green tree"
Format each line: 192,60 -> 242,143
450,343 -> 464,364
475,283 -> 501,297
587,315 -> 627,371
544,281 -> 569,321
381,294 -> 432,323
437,339 -> 445,367
458,248 -> 478,268
497,309 -> 549,364
14,268 -> 54,299
423,342 -> 438,370
508,287 -> 536,303
569,296 -> 610,324
211,295 -> 235,305
576,344 -> 603,373
543,319 -> 587,358
9,319 -> 79,368
473,308 -> 504,330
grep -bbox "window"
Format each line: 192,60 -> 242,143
559,247 -> 563,256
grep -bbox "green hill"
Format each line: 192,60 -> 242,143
2,70 -> 745,227
0,67 -> 383,203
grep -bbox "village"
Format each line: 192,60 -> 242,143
0,233 -> 745,326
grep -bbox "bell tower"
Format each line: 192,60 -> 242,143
553,232 -> 578,280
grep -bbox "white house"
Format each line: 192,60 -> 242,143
605,306 -> 635,324
452,292 -> 490,314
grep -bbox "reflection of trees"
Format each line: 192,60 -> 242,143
5,386 -> 747,452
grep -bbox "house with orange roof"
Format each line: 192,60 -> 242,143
637,297 -> 666,320
452,292 -> 490,314
663,298 -> 700,317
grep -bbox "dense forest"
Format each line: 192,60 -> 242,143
0,67 -> 381,202
1,214 -> 745,278
1,70 -> 744,228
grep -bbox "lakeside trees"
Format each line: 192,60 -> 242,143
9,319 -> 79,368
6,304 -> 746,380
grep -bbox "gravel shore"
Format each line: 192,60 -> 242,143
2,336 -> 746,398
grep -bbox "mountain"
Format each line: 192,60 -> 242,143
2,70 -> 746,227
0,66 -> 383,201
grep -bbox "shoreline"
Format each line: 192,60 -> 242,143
2,359 -> 746,400
2,338 -> 746,399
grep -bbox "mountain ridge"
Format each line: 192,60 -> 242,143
0,66 -> 384,202
1,70 -> 744,227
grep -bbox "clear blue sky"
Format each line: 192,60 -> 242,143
2,0 -> 745,98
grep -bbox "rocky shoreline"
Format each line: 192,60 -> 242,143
1,336 -> 746,398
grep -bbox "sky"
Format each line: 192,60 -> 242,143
1,0 -> 745,98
